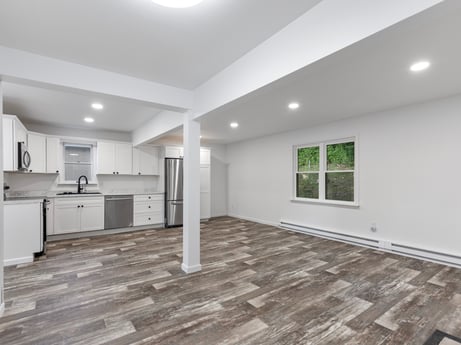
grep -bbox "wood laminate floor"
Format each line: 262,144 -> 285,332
1,217 -> 461,345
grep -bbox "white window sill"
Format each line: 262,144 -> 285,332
291,198 -> 360,208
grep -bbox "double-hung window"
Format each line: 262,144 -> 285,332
294,138 -> 357,205
62,143 -> 95,183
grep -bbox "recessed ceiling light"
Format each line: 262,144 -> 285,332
91,103 -> 104,110
152,0 -> 203,8
84,117 -> 95,123
288,102 -> 300,110
410,61 -> 430,72
200,135 -> 203,139
230,122 -> 239,129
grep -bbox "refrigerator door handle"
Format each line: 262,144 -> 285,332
171,201 -> 183,205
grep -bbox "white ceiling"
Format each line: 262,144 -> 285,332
0,0 -> 321,90
2,82 -> 162,132
197,1 -> 461,144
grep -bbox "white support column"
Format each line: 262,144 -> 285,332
182,113 -> 201,274
0,81 -> 5,314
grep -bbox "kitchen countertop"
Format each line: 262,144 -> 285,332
5,191 -> 164,202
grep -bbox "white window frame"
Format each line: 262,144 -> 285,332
60,142 -> 97,185
292,136 -> 359,207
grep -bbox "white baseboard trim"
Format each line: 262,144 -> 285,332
228,213 -> 279,228
0,303 -> 4,316
4,256 -> 34,267
280,220 -> 461,269
181,263 -> 202,274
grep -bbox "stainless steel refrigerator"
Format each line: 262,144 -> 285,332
165,158 -> 183,227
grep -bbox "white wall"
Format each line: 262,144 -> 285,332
209,144 -> 228,217
0,82 -> 4,309
227,94 -> 461,257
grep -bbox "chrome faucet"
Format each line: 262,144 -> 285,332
77,175 -> 88,194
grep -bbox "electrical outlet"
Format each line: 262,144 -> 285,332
370,223 -> 377,232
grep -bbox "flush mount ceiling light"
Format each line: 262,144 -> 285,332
84,117 -> 95,123
410,60 -> 431,72
230,122 -> 239,129
151,0 -> 203,8
288,102 -> 300,110
91,103 -> 104,110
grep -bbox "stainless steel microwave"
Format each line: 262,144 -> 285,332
18,141 -> 31,172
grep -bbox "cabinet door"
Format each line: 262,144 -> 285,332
133,146 -> 159,175
4,203 -> 42,262
15,120 -> 28,145
97,142 -> 115,174
3,117 -> 14,171
28,133 -> 47,173
165,146 -> 183,158
54,204 -> 81,234
80,204 -> 105,231
115,143 -> 132,175
46,137 -> 61,174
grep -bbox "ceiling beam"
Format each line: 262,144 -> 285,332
132,110 -> 184,147
0,46 -> 194,112
192,0 -> 443,120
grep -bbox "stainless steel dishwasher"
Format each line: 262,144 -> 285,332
104,195 -> 133,229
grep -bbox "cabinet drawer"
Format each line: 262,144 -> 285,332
134,194 -> 163,202
134,200 -> 162,214
134,213 -> 163,226
55,196 -> 104,206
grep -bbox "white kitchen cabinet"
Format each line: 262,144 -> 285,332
4,200 -> 43,266
27,133 -> 47,173
165,146 -> 184,159
116,143 -> 133,175
54,197 -> 104,234
54,203 -> 81,234
3,115 -> 28,171
97,141 -> 132,175
45,199 -> 55,235
46,137 -> 61,174
133,194 -> 164,226
80,203 -> 105,231
133,146 -> 159,175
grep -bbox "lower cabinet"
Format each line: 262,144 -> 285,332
54,197 -> 104,234
4,201 -> 43,266
133,194 -> 164,226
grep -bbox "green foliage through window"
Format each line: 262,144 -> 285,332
297,146 -> 320,172
327,142 -> 355,171
296,173 -> 319,199
295,139 -> 356,203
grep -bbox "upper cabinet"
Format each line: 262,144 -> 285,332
133,146 -> 160,175
96,141 -> 133,175
165,146 -> 184,159
27,133 -> 47,173
3,115 -> 28,171
164,146 -> 211,165
46,137 -> 61,174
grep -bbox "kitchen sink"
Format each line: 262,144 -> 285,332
56,192 -> 102,195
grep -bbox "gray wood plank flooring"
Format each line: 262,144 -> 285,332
1,217 -> 461,344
